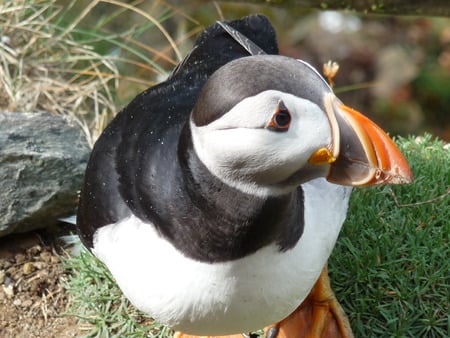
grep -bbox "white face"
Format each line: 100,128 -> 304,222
191,90 -> 332,196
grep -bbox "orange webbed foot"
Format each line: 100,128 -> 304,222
263,265 -> 354,338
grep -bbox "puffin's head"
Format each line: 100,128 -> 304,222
190,55 -> 412,195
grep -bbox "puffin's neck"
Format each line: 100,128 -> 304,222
172,125 -> 305,262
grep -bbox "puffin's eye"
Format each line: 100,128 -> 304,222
274,111 -> 291,127
267,100 -> 291,131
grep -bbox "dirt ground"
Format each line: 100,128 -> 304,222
0,224 -> 83,338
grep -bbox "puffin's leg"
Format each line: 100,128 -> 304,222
173,332 -> 248,338
263,264 -> 354,338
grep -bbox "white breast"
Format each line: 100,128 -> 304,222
92,178 -> 351,335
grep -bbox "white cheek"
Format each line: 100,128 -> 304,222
191,126 -> 286,195
193,127 -> 268,173
285,106 -> 332,159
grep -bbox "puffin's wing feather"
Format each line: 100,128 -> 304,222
76,15 -> 279,249
170,14 -> 277,79
216,21 -> 267,56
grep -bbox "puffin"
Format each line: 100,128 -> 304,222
76,15 -> 413,338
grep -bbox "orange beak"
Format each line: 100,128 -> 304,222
309,93 -> 413,186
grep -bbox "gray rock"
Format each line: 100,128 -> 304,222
0,112 -> 91,237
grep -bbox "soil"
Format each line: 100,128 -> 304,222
0,224 -> 84,338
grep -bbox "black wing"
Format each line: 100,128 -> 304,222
76,15 -> 279,249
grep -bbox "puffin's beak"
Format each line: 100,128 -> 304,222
309,93 -> 413,186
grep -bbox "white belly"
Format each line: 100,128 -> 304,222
92,179 -> 351,335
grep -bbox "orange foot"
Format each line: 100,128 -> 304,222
174,265 -> 353,338
264,265 -> 353,338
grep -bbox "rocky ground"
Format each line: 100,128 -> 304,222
0,225 -> 83,337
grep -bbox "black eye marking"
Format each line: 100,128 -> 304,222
267,99 -> 291,131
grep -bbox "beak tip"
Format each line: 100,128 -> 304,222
368,164 -> 414,186
385,174 -> 414,185
388,155 -> 414,185
392,167 -> 414,185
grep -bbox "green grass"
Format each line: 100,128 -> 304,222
64,135 -> 449,337
63,250 -> 170,337
0,0 -> 201,146
329,134 -> 449,338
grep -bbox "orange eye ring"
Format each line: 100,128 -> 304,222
267,99 -> 291,131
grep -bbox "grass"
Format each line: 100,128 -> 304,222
0,0 -> 118,146
63,249 -> 171,338
329,134 -> 450,338
0,0 -> 201,146
64,135 -> 450,337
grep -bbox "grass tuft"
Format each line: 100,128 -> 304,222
64,135 -> 449,337
0,0 -> 201,146
0,0 -> 118,146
